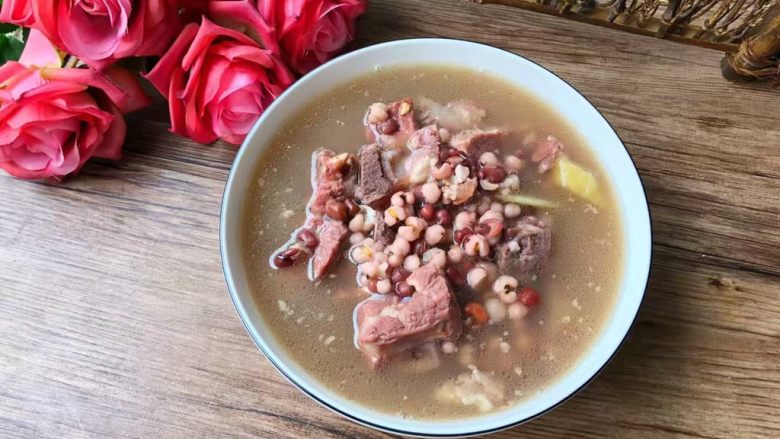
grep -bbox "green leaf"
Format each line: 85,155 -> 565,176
0,35 -> 9,64
0,23 -> 17,34
0,27 -> 24,64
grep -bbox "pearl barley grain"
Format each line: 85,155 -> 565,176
367,102 -> 388,123
421,182 -> 442,204
441,341 -> 457,354
479,152 -> 499,166
425,225 -> 446,246
464,234 -> 490,257
467,267 -> 488,289
447,245 -> 463,264
504,203 -> 522,219
508,302 -> 529,319
404,254 -> 421,271
376,278 -> 392,294
503,154 -> 524,172
485,298 -> 506,323
349,233 -> 365,245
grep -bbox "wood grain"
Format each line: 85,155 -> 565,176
1,1 -> 778,438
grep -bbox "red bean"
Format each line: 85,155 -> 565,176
344,198 -> 360,218
411,185 -> 424,201
454,228 -> 472,244
449,149 -> 467,159
297,229 -> 319,249
435,209 -> 453,227
273,254 -> 294,268
438,147 -> 451,163
380,118 -> 398,134
325,199 -> 347,221
474,223 -> 490,236
482,218 -> 504,239
420,204 -> 436,221
413,239 -> 428,256
445,265 -> 467,288
396,281 -> 414,298
518,287 -> 540,307
368,278 -> 379,293
480,166 -> 506,184
391,267 -> 410,284
273,248 -> 301,268
446,156 -> 464,166
444,149 -> 466,166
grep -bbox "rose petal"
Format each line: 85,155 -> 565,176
102,66 -> 152,113
19,30 -> 64,69
208,0 -> 281,56
9,147 -> 51,170
0,0 -> 36,26
145,23 -> 200,96
91,98 -> 125,160
58,0 -> 129,60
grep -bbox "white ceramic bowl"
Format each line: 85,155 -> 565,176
220,38 -> 652,437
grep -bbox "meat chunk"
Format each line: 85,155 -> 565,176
310,220 -> 349,281
365,98 -> 418,148
378,147 -> 400,182
435,366 -> 506,412
356,144 -> 394,207
372,212 -> 395,246
531,135 -> 563,173
496,216 -> 551,281
310,179 -> 343,218
270,149 -> 356,279
450,128 -> 509,155
407,124 -> 441,158
418,97 -> 486,131
403,148 -> 435,185
354,265 -> 462,366
441,176 -> 477,205
442,178 -> 477,205
387,98 -> 417,135
308,151 -> 354,219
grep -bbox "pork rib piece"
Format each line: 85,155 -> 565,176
354,265 -> 462,367
496,215 -> 552,282
270,149 -> 356,281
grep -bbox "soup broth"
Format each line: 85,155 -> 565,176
242,65 -> 623,419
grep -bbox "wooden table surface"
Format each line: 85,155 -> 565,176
1,1 -> 778,438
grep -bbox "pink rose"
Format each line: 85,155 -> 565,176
0,31 -> 150,181
0,0 -> 34,26
0,0 -> 183,70
207,0 -> 281,56
258,0 -> 366,74
145,16 -> 295,145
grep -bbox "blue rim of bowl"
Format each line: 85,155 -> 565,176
219,38 -> 653,438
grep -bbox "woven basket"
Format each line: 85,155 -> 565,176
475,0 -> 780,82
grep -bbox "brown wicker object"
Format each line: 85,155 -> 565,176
474,0 -> 780,82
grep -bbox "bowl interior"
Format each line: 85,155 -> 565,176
220,39 -> 651,437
